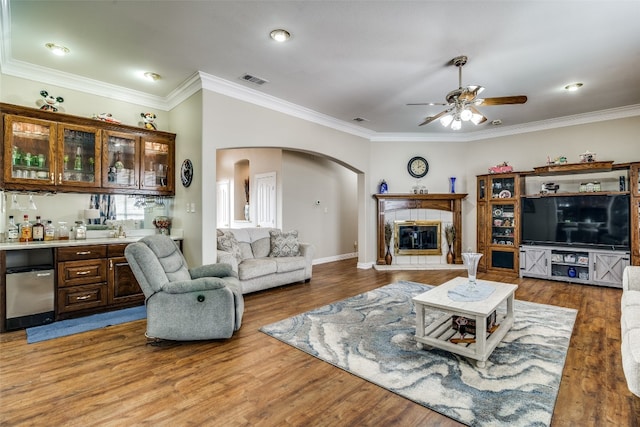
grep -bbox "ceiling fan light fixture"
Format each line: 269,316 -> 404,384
440,114 -> 454,127
460,108 -> 473,122
270,29 -> 291,42
451,119 -> 462,131
45,43 -> 70,56
564,82 -> 583,92
471,113 -> 485,125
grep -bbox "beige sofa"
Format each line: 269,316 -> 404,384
216,227 -> 314,294
621,266 -> 640,397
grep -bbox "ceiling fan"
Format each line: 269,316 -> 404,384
408,55 -> 527,130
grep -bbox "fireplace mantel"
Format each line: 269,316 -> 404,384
373,193 -> 467,265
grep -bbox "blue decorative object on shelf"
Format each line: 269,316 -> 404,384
568,267 -> 577,278
379,180 -> 388,194
449,177 -> 457,193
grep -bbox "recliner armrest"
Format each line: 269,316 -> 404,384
624,266 -> 640,292
161,277 -> 228,294
190,263 -> 237,279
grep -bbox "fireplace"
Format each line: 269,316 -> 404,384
394,220 -> 442,255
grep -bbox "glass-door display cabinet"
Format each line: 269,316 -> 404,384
140,135 -> 174,193
3,115 -> 57,187
476,173 -> 522,274
102,130 -> 139,190
58,124 -> 101,188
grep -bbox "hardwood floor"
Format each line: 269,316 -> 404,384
1,259 -> 638,426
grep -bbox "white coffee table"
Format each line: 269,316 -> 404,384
412,277 -> 518,367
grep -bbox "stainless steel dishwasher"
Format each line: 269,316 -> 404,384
5,248 -> 55,330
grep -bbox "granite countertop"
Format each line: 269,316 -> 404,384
0,229 -> 183,251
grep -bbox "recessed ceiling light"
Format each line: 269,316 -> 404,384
564,83 -> 583,92
45,43 -> 70,56
491,119 -> 502,126
143,72 -> 161,82
270,29 -> 291,42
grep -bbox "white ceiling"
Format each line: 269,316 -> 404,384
2,0 -> 640,140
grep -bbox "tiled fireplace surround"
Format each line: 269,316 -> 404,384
374,194 -> 467,269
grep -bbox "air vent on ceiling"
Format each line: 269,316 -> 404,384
240,74 -> 269,85
352,117 -> 369,122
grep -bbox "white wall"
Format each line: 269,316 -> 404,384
200,89 -> 371,265
168,91 -> 203,264
282,150 -> 358,260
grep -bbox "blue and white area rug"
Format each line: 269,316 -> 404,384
26,305 -> 146,344
260,281 -> 577,427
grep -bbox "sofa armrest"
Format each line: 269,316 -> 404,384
623,266 -> 640,292
299,242 -> 315,280
217,250 -> 239,274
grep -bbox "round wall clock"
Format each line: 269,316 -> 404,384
180,159 -> 193,187
407,156 -> 429,178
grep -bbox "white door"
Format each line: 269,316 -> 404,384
255,172 -> 276,228
216,180 -> 230,228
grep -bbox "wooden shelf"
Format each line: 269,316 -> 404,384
533,161 -> 614,176
523,190 -> 629,198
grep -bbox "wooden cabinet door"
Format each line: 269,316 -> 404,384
57,123 -> 101,188
3,115 -> 57,190
108,256 -> 144,305
102,130 -> 140,190
140,134 -> 175,194
519,246 -> 550,278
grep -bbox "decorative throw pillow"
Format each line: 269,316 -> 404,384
217,231 -> 242,262
269,230 -> 300,257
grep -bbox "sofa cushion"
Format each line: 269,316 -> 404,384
274,256 -> 307,273
622,291 -> 640,309
252,237 -> 271,258
269,230 -> 300,257
217,231 -> 242,262
237,258 -> 277,280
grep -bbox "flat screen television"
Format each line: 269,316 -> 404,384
520,194 -> 630,250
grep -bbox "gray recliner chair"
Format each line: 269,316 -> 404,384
124,235 -> 244,341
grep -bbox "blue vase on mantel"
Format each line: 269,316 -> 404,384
379,180 -> 388,194
449,177 -> 457,194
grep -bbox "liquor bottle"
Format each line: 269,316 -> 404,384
74,146 -> 83,171
44,220 -> 56,241
19,214 -> 32,242
32,216 -> 45,241
7,215 -> 19,242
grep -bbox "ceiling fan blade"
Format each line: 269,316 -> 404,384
458,86 -> 484,103
418,108 -> 451,126
476,95 -> 527,106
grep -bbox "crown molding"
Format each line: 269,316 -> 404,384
197,71 -> 376,139
370,104 -> 640,142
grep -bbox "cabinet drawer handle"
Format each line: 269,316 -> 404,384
75,271 -> 91,276
76,295 -> 91,300
109,260 -> 113,270
50,172 -> 55,184
59,173 -> 62,182
76,251 -> 91,255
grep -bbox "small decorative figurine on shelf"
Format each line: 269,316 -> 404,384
579,150 -> 596,163
488,161 -> 513,174
140,112 -> 157,130
38,90 -> 64,112
552,156 -> 568,164
93,113 -> 121,124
